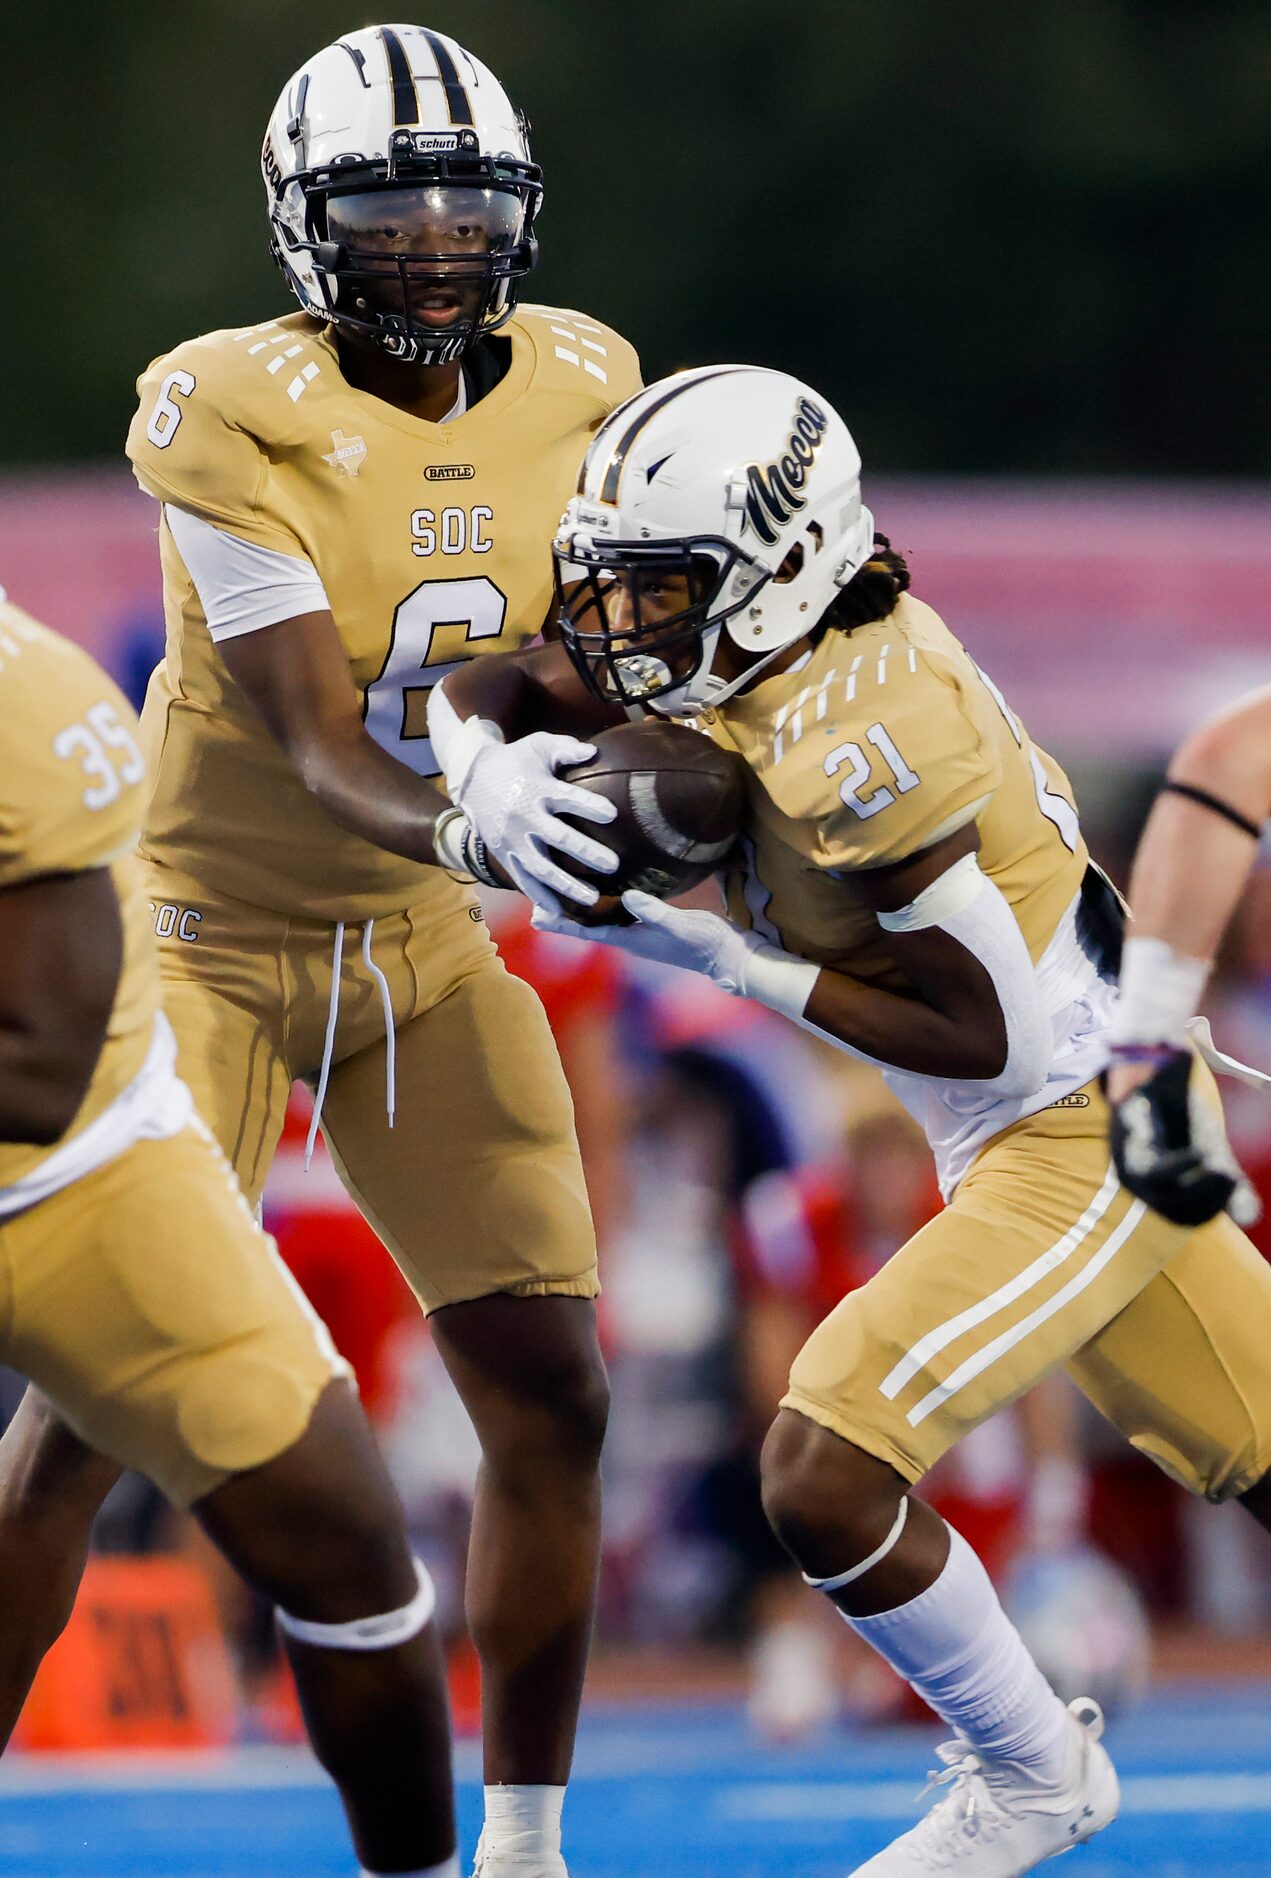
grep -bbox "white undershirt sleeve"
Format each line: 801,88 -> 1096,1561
163,504 -> 331,642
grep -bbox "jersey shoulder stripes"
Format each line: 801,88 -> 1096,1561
514,304 -> 641,409
127,314 -> 331,553
710,594 -> 1002,875
127,307 -> 641,557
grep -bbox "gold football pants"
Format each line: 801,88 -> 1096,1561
0,1123 -> 348,1505
785,1082 -> 1271,1501
143,859 -> 598,1314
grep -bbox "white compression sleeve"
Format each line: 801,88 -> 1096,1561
876,852 -> 1051,1099
741,854 -> 1050,1098
164,504 -> 330,640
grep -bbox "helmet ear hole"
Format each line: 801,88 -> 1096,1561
775,542 -> 804,584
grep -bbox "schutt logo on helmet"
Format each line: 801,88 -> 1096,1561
739,398 -> 830,548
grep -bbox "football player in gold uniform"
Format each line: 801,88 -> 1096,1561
1106,687 -> 1271,1226
0,599 -> 459,1877
0,29 -> 639,1877
433,366 -> 1271,1877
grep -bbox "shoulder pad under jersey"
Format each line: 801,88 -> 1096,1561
763,609 -> 1002,871
126,314 -> 332,550
513,304 -> 642,413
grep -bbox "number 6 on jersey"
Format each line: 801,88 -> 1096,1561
363,576 -> 508,777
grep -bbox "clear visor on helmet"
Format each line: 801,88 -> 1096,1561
322,184 -> 528,336
555,537 -> 758,708
325,185 -> 525,260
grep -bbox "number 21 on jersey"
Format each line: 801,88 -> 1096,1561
825,721 -> 921,819
363,576 -> 507,777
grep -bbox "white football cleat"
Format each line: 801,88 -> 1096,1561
849,1698 -> 1119,1875
471,1830 -> 568,1878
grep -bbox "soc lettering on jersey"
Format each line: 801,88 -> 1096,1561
123,307 -> 641,920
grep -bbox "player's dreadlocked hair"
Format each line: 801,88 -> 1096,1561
819,533 -> 911,636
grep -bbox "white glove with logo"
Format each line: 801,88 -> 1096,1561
532,890 -> 820,1018
429,691 -> 619,909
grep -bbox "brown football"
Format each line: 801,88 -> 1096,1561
556,719 -> 747,906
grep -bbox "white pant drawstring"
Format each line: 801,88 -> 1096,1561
361,920 -> 397,1130
306,920 -> 346,1170
305,920 -> 397,1172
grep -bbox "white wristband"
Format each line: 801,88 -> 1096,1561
738,939 -> 821,1022
1110,936 -> 1211,1048
433,807 -> 474,876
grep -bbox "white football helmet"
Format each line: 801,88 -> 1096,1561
554,365 -> 875,716
262,24 -> 541,365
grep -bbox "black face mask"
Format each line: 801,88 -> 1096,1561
275,141 -> 542,365
555,537 -> 764,709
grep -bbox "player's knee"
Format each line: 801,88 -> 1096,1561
200,1383 -> 417,1622
499,1343 -> 610,1475
550,1345 -> 610,1465
760,1408 -> 889,1565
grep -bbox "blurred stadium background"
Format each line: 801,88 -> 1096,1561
4,3 -> 1271,1873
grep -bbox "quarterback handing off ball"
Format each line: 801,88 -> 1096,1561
557,720 -> 747,906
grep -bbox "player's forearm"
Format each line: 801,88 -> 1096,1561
1123,796 -> 1255,972
439,641 -> 618,741
0,1035 -> 87,1145
0,872 -> 123,1144
1110,695 -> 1271,1071
801,954 -> 1010,1081
1126,693 -> 1271,962
291,722 -> 453,866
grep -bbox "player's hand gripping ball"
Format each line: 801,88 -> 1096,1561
554,720 -> 747,921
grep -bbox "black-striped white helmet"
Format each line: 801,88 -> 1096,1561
262,25 -> 541,366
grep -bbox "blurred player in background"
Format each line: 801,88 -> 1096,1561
431,365 -> 1271,1876
0,598 -> 459,1878
1107,687 -> 1271,1228
0,27 -> 642,1878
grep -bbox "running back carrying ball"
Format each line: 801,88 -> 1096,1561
556,720 -> 746,901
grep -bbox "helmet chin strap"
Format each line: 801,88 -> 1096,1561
646,625 -> 799,720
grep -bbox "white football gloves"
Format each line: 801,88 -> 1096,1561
428,690 -> 619,909
533,891 -> 820,1019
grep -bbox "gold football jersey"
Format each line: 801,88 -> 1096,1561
704,594 -> 1089,989
127,306 -> 641,920
0,601 -> 158,1194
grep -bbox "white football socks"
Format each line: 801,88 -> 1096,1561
842,1523 -> 1072,1781
481,1784 -> 566,1863
360,1859 -> 459,1878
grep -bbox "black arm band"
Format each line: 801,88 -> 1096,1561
461,827 -> 502,889
1159,780 -> 1264,842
